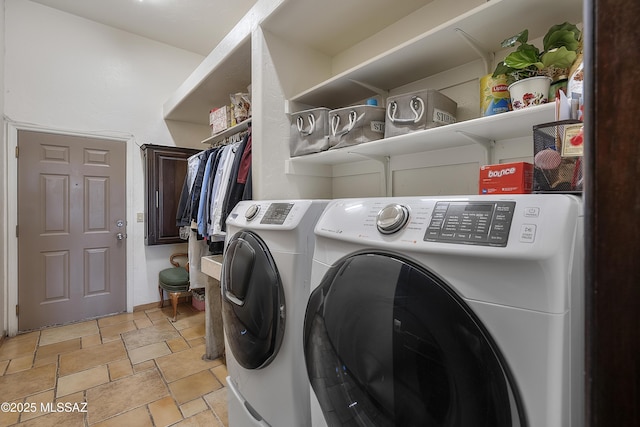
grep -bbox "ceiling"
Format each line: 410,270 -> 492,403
30,0 -> 258,56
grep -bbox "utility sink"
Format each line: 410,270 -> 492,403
201,255 -> 223,281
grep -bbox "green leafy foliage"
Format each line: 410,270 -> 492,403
493,22 -> 581,84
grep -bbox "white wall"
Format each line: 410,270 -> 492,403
2,0 -> 210,329
1,0 -> 7,337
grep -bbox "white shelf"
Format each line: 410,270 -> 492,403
201,255 -> 223,281
201,118 -> 251,145
285,0 -> 582,108
162,0 -> 288,126
286,103 -> 555,171
163,0 -> 582,123
163,34 -> 252,125
164,0 -> 582,198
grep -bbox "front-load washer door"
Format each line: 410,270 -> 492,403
222,230 -> 285,370
304,252 -> 525,427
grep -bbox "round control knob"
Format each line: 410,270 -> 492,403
376,204 -> 409,234
245,204 -> 260,221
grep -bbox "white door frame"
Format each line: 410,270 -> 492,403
4,122 -> 135,336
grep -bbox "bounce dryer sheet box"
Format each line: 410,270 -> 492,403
479,162 -> 533,195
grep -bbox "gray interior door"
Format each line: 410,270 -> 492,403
17,130 -> 127,331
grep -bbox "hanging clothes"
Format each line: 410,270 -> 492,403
197,149 -> 221,237
199,147 -> 224,238
188,228 -> 210,289
173,128 -> 252,255
221,133 -> 251,231
176,152 -> 203,227
208,142 -> 240,240
188,149 -> 215,227
242,167 -> 252,200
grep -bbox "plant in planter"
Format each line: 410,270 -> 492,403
493,22 -> 581,109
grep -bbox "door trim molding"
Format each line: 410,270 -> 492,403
4,122 -> 133,336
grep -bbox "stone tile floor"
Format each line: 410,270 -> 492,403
0,304 -> 228,426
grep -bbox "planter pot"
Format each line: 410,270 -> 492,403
508,76 -> 552,110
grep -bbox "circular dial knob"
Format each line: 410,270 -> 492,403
376,204 -> 409,234
245,204 -> 260,221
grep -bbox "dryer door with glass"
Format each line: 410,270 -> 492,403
304,252 -> 526,427
222,230 -> 285,370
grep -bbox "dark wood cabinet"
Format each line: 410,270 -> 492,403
142,144 -> 200,245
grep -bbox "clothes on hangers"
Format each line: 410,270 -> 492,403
176,151 -> 203,227
196,150 -> 218,237
205,143 -> 234,239
221,133 -> 251,232
200,148 -> 224,237
174,128 -> 252,245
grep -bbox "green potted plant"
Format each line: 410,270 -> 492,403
493,22 -> 581,109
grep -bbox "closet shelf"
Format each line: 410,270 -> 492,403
285,103 -> 555,173
287,0 -> 582,108
163,36 -> 252,125
201,118 -> 251,145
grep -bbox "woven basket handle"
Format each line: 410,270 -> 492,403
387,96 -> 424,124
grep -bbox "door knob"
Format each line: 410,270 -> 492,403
116,233 -> 125,240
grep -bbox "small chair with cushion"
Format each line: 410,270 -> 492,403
158,253 -> 190,322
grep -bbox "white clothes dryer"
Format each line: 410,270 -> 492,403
304,195 -> 584,427
222,199 -> 329,427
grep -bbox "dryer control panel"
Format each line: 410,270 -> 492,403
424,201 -> 516,247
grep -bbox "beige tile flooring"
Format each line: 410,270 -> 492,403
0,303 -> 228,427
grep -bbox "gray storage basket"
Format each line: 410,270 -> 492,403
384,89 -> 457,138
289,107 -> 331,157
329,105 -> 385,149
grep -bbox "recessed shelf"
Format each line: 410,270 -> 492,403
287,0 -> 582,108
201,118 -> 251,145
286,103 -> 555,171
163,36 -> 252,125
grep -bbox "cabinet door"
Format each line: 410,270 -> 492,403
142,144 -> 200,245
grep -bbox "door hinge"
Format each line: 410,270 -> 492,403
16,225 -> 19,238
16,305 -> 19,316
15,146 -> 19,158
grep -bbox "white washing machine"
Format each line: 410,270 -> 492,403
304,195 -> 584,427
222,199 -> 329,427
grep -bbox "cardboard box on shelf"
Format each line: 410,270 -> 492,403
209,106 -> 231,135
479,162 -> 533,195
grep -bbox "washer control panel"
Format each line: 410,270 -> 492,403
376,204 -> 410,234
315,195 -> 582,253
244,204 -> 260,220
259,203 -> 294,225
424,201 -> 516,247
